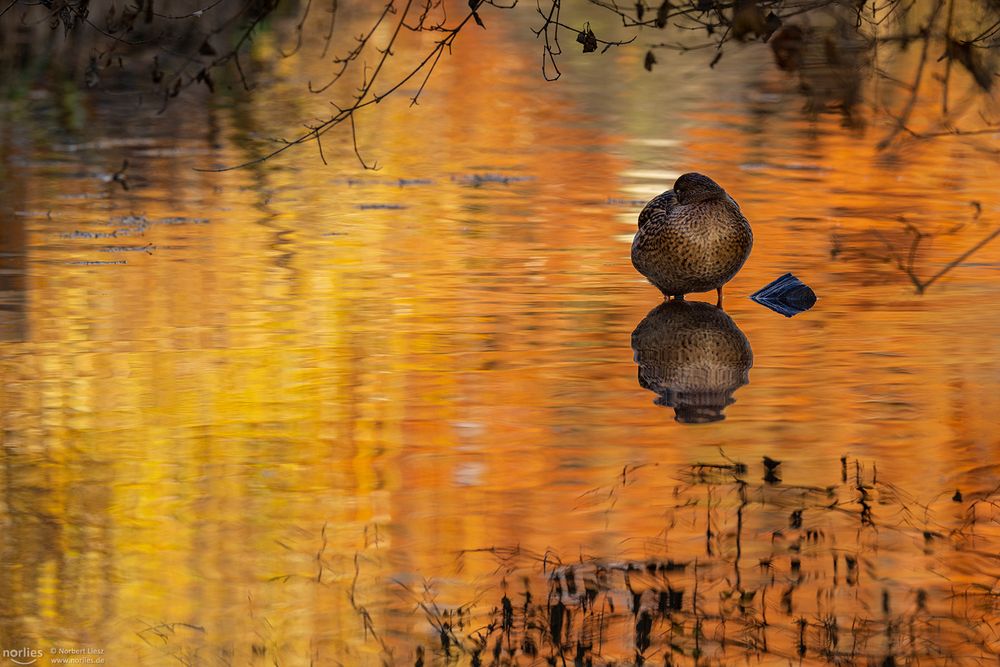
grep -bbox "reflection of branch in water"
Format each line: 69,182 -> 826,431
8,0 -> 1000,173
875,0 -> 1000,151
833,213 -> 1000,294
877,0 -> 946,149
917,225 -> 1000,294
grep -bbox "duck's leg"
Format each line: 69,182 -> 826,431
715,287 -> 724,309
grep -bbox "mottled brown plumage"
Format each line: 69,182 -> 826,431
632,300 -> 753,423
631,173 -> 753,306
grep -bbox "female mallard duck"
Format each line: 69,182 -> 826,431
631,172 -> 753,308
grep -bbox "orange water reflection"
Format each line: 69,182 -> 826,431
1,3 -> 999,665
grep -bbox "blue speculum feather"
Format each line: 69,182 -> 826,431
750,273 -> 817,317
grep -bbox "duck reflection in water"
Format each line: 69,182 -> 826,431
632,301 -> 753,424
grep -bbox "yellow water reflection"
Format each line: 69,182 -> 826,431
1,3 -> 999,665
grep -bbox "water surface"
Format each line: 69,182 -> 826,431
1,6 -> 999,666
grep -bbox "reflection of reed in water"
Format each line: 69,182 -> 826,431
140,460 -> 1000,665
428,459 -> 1000,666
631,301 -> 752,423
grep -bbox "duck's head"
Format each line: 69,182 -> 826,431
673,172 -> 727,205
